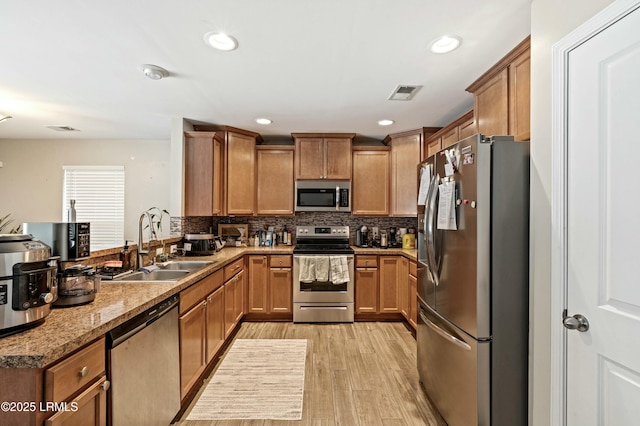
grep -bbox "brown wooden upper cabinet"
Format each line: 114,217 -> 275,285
352,146 -> 390,216
192,125 -> 263,216
423,110 -> 475,158
256,146 -> 294,215
184,131 -> 223,216
466,36 -> 530,141
292,133 -> 354,180
383,128 -> 439,216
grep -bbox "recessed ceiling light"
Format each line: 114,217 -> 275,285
141,64 -> 169,80
429,35 -> 462,54
204,32 -> 238,51
378,119 -> 394,126
256,118 -> 272,125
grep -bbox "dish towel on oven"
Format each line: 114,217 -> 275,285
329,256 -> 350,284
299,256 -> 316,283
314,256 -> 330,282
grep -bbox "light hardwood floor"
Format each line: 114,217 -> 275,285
175,321 -> 446,426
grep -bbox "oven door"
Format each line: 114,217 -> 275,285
293,254 -> 354,303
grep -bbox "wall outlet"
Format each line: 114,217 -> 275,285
170,244 -> 177,254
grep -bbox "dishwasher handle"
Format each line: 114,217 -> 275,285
107,294 -> 179,349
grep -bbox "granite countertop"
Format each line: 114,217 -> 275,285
351,246 -> 418,261
0,245 -> 293,369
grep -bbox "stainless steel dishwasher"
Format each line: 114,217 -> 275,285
106,294 -> 180,426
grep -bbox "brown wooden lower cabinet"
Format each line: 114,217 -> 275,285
224,271 -> 244,338
269,267 -> 292,313
355,255 -> 378,313
408,265 -> 418,329
379,256 -> 401,312
45,376 -> 108,426
179,269 -> 226,400
205,285 -> 225,364
179,300 -> 206,400
248,255 -> 292,316
398,257 -> 409,317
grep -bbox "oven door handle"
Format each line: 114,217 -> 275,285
300,306 -> 348,310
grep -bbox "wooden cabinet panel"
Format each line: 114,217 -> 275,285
270,255 -> 292,268
474,68 -> 509,137
226,132 -> 256,215
234,270 -> 245,322
256,147 -> 294,215
355,255 -> 378,268
398,257 -> 409,318
390,133 -> 421,216
355,255 -> 378,313
441,126 -> 460,149
269,268 -> 292,313
467,37 -> 530,141
426,136 -> 442,158
205,286 -> 225,364
179,301 -> 206,399
509,49 -> 531,141
248,255 -> 268,313
294,137 -> 324,179
45,376 -> 107,426
45,338 -> 105,404
325,138 -> 352,179
184,132 -> 223,216
379,257 -> 400,312
293,134 -> 354,180
408,268 -> 418,329
458,115 -> 477,140
224,258 -> 244,281
352,148 -> 390,216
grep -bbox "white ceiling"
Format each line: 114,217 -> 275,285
0,0 -> 531,142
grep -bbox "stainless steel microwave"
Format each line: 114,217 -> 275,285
295,180 -> 350,212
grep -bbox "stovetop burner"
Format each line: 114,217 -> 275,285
293,225 -> 354,254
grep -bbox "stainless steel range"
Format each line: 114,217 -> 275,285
292,225 -> 354,323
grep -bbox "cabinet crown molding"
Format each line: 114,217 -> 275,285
466,35 -> 530,93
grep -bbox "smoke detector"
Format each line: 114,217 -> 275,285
388,85 -> 422,101
141,64 -> 169,80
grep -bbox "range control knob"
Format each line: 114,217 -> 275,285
40,293 -> 54,304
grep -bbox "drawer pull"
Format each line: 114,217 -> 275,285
102,380 -> 111,392
79,366 -> 89,378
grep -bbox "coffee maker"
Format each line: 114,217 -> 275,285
389,227 -> 397,248
358,225 -> 369,247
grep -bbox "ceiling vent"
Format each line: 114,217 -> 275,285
388,85 -> 422,101
46,125 -> 79,132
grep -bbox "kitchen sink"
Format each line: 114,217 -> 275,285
111,260 -> 215,282
157,260 -> 215,270
113,269 -> 191,282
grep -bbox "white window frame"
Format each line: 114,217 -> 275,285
62,165 -> 125,251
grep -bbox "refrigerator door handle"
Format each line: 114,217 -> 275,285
420,310 -> 471,351
425,174 -> 440,285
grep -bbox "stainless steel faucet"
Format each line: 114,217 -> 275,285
137,211 -> 158,269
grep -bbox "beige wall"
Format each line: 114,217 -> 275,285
530,0 -> 613,424
0,139 -> 171,242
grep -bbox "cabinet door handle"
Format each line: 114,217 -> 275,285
79,366 -> 89,378
102,380 -> 111,392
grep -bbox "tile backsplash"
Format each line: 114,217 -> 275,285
171,213 -> 417,245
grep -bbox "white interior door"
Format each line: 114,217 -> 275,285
559,1 -> 640,424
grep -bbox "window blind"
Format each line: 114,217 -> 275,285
63,166 -> 125,251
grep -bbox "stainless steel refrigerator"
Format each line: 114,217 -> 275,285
416,134 -> 529,426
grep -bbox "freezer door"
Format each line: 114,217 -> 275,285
417,301 -> 490,426
432,134 -> 492,339
416,214 -> 434,307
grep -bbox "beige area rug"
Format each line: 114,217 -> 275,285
186,339 -> 307,420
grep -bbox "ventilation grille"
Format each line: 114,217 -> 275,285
388,85 -> 422,101
46,125 -> 79,132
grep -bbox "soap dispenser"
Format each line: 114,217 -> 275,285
120,241 -> 132,270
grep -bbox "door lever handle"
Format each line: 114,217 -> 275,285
562,310 -> 589,332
